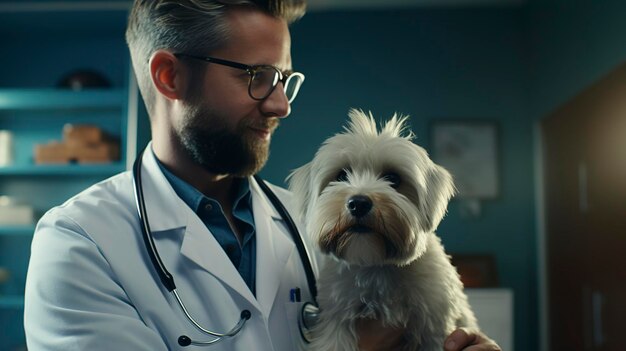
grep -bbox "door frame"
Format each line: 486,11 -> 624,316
533,121 -> 549,351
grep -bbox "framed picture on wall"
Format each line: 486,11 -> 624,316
431,120 -> 499,199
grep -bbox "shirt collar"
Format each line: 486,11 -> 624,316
153,149 -> 252,214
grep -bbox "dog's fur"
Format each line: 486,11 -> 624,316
287,109 -> 477,351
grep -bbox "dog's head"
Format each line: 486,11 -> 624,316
288,109 -> 455,267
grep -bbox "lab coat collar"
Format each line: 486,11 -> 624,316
140,144 -> 282,230
140,144 -> 188,232
249,176 -> 281,221
140,144 -> 295,316
178,176 -> 295,317
250,176 -> 295,316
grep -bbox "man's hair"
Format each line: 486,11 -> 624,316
125,0 -> 306,114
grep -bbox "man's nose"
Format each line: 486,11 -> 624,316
260,83 -> 290,118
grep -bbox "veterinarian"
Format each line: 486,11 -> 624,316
24,1 -> 501,350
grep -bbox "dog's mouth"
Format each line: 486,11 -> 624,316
347,224 -> 372,233
320,224 -> 399,261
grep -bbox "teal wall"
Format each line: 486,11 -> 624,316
528,0 -> 626,119
262,8 -> 535,351
11,2 -> 626,350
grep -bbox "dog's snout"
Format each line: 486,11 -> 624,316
347,195 -> 373,217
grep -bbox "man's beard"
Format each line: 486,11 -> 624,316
178,105 -> 278,177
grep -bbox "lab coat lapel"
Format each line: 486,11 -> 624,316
141,146 -> 260,310
140,144 -> 187,232
251,177 -> 295,317
179,213 -> 259,309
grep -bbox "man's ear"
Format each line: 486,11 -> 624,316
149,50 -> 185,100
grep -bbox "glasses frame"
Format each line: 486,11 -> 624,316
174,53 -> 304,103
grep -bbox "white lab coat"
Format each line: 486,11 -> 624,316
24,146 -> 318,351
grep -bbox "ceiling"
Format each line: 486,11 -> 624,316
308,0 -> 525,11
0,0 -> 526,13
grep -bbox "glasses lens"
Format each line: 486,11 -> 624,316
249,67 -> 279,100
284,73 -> 305,103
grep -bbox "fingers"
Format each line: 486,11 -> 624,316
444,328 -> 502,351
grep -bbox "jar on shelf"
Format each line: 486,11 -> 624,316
0,130 -> 13,166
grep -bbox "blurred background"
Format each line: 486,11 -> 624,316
1,0 -> 625,350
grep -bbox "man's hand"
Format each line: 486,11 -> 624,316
356,318 -> 405,351
355,320 -> 502,351
444,328 -> 502,351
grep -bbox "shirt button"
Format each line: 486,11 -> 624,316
204,203 -> 213,212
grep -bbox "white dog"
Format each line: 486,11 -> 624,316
287,109 -> 478,351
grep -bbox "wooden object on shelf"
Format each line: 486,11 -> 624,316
33,141 -> 69,164
63,124 -> 103,145
71,142 -> 119,163
33,124 -> 120,164
0,267 -> 9,284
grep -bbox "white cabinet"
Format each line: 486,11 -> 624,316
466,288 -> 513,351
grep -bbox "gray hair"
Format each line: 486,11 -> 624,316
125,0 -> 306,114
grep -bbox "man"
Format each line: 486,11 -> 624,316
24,1 -> 501,350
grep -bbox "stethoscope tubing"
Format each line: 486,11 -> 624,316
132,151 -> 176,292
131,149 -> 317,346
251,174 -> 318,302
172,290 -> 250,338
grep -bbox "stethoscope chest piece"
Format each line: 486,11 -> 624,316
299,302 -> 320,343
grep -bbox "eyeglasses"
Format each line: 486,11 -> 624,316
174,53 -> 305,104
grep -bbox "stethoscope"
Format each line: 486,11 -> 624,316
132,149 -> 319,347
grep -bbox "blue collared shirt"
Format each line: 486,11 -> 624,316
155,156 -> 257,295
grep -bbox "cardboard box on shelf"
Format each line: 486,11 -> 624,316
33,124 -> 120,164
63,124 -> 103,145
71,142 -> 120,163
34,141 -> 70,164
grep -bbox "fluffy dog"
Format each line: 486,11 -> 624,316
287,109 -> 478,351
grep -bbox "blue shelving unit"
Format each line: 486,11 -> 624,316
0,225 -> 36,236
0,163 -> 125,176
0,88 -> 126,110
0,296 -> 24,309
0,5 -> 139,349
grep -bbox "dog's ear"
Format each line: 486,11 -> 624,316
421,163 -> 456,232
286,162 -> 313,221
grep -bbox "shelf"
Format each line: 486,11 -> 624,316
0,295 -> 24,309
0,225 -> 35,236
0,88 -> 126,110
0,162 -> 125,176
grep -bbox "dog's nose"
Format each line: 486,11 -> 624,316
347,195 -> 373,218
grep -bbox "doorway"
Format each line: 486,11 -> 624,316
542,63 -> 626,351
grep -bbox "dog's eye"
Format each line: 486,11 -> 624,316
336,169 -> 349,182
381,172 -> 401,188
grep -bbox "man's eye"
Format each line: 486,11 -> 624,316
381,172 -> 401,188
336,169 -> 349,182
252,70 -> 275,85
